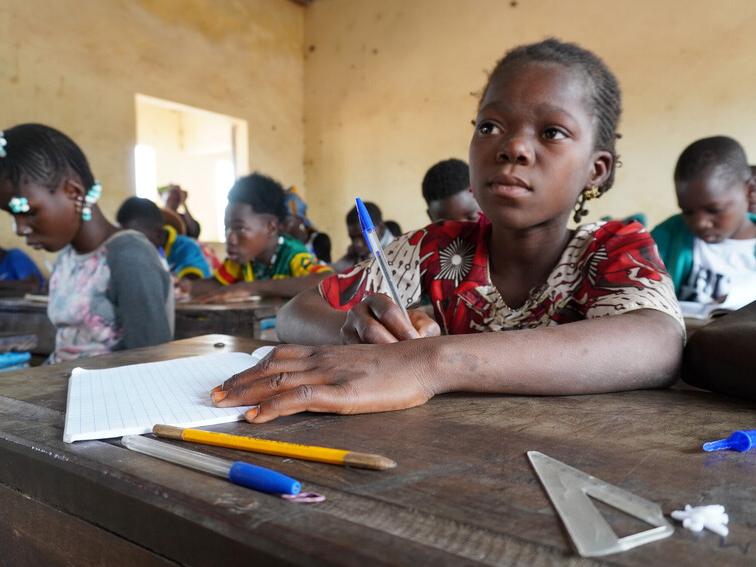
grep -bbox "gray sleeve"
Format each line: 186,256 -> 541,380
106,233 -> 173,350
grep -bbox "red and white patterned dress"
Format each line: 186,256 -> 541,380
319,217 -> 683,335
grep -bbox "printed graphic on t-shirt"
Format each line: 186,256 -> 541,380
680,237 -> 756,307
679,266 -> 730,303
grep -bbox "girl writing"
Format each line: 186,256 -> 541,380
0,124 -> 173,363
212,39 -> 684,422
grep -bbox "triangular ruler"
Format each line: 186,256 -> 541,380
528,451 -> 674,557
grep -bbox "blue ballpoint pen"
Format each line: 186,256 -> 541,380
355,197 -> 410,322
121,435 -> 301,495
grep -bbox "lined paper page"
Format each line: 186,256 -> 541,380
63,347 -> 273,443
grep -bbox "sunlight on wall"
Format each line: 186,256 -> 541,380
135,94 -> 249,241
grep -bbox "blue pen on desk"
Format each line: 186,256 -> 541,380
355,197 -> 409,322
121,435 -> 301,495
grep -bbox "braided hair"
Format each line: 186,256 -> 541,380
481,39 -> 622,200
0,124 -> 95,191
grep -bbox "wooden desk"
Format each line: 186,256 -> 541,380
0,297 -> 54,356
0,297 -> 286,359
174,298 -> 285,340
0,335 -> 754,566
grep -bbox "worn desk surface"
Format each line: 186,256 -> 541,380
0,335 -> 754,566
174,298 -> 285,340
0,297 -> 55,355
0,297 -> 286,357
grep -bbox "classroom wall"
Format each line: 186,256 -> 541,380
303,0 -> 756,256
0,0 -> 304,273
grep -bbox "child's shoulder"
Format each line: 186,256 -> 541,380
407,217 -> 488,248
5,248 -> 34,262
105,230 -> 164,265
650,213 -> 687,236
172,233 -> 203,253
572,220 -> 658,261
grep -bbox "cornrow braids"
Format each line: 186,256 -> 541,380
422,159 -> 470,204
481,38 -> 623,193
0,124 -> 95,192
674,136 -> 750,186
228,173 -> 288,222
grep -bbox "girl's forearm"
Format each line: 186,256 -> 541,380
249,272 -> 330,299
424,309 -> 683,396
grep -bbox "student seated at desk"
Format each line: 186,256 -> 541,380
651,137 -> 756,310
422,158 -> 482,222
209,39 -> 685,423
0,245 -> 44,291
331,202 -> 394,272
0,124 -> 173,363
116,196 -> 210,281
183,173 -> 332,303
281,187 -> 332,264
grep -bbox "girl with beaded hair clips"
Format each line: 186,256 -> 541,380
207,39 -> 685,423
0,124 -> 173,363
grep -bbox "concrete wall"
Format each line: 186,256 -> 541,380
2,0 -> 755,268
0,0 -> 304,272
303,0 -> 756,256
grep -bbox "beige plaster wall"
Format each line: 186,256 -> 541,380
303,0 -> 756,256
0,0 -> 304,274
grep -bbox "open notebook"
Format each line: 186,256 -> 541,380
63,346 -> 274,443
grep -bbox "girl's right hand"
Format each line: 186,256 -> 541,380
340,293 -> 440,344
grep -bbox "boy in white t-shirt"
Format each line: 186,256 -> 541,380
652,136 -> 756,310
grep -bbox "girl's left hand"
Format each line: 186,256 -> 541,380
210,343 -> 437,423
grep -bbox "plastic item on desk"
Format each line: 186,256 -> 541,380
702,430 -> 756,452
0,351 -> 31,370
671,504 -> 729,537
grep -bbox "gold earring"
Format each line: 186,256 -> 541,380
573,186 -> 602,224
583,185 -> 601,200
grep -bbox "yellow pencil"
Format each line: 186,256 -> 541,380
152,424 -> 396,471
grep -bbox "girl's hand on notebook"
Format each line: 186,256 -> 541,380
211,342 -> 437,422
340,293 -> 440,344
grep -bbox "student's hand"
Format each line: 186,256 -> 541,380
211,342 -> 437,422
340,293 -> 440,344
176,278 -> 195,299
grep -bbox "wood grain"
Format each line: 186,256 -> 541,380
0,334 -> 754,566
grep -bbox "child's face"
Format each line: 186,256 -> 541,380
0,178 -> 81,252
427,190 -> 481,222
469,62 -> 611,231
347,221 -> 370,259
281,214 -> 310,243
676,168 -> 755,243
224,203 -> 278,264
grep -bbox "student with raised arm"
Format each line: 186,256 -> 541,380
211,39 -> 684,422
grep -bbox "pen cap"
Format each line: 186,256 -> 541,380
702,430 -> 756,452
229,461 -> 301,495
355,198 -> 375,232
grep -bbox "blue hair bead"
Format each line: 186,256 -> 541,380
8,196 -> 30,214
